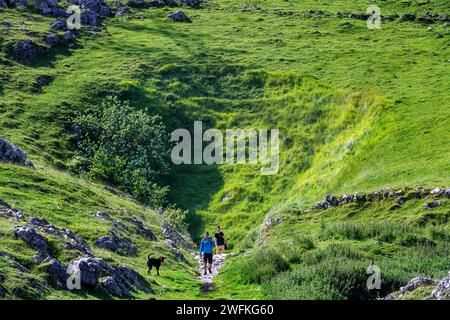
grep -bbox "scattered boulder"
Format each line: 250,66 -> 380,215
162,222 -> 194,250
33,75 -> 53,92
164,238 -> 184,261
115,8 -> 129,16
0,138 -> 34,168
45,34 -> 60,47
50,19 -> 67,31
0,206 -> 26,221
126,0 -> 147,8
179,0 -> 204,7
123,217 -> 156,240
430,188 -> 443,196
80,9 -> 101,27
92,211 -> 111,220
1,20 -> 12,28
12,226 -> 49,258
44,259 -> 68,287
94,235 -> 137,255
423,201 -> 441,210
63,30 -> 75,42
70,0 -> 112,17
101,275 -> 131,297
67,257 -> 150,297
400,13 -> 416,21
168,10 -> 191,22
348,13 -> 370,20
312,187 -> 448,212
34,0 -> 66,16
112,220 -> 131,233
0,251 -> 29,272
6,39 -> 47,64
444,188 -> 450,199
325,194 -> 338,206
400,277 -> 436,292
0,0 -> 8,7
221,193 -> 231,202
430,271 -> 450,300
116,265 -> 152,293
0,199 -> 11,209
67,257 -> 105,288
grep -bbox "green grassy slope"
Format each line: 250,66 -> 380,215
0,164 -> 200,299
1,0 -> 449,299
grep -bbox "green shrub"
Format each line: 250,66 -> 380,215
283,235 -> 315,264
70,96 -> 169,207
321,221 -> 415,243
396,235 -> 435,247
302,243 -> 366,266
236,248 -> 290,284
265,259 -> 374,300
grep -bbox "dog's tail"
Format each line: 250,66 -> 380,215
148,254 -> 152,260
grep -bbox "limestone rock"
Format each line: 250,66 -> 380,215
12,226 -> 49,257
168,10 -> 191,22
0,138 -> 34,168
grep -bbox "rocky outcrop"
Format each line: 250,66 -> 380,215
92,211 -> 111,220
93,210 -> 156,242
430,271 -> 450,300
94,235 -> 137,255
311,187 -> 449,212
13,226 -> 50,259
115,265 -> 151,293
44,258 -> 69,287
162,221 -> 194,250
68,257 -> 152,297
0,138 -> 34,168
0,251 -> 29,272
45,34 -> 60,47
2,201 -> 153,297
67,257 -> 105,288
1,20 -> 13,28
423,201 -> 441,210
126,0 -> 148,8
400,277 -> 436,292
29,216 -> 92,256
0,206 -> 26,221
33,0 -> 66,16
6,38 -> 48,64
168,10 -> 191,22
383,271 -> 450,300
123,216 -> 156,240
101,265 -> 152,297
1,0 -> 29,7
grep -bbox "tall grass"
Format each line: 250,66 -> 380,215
263,242 -> 450,300
235,248 -> 290,284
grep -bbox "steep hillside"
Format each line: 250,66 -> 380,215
0,0 -> 449,299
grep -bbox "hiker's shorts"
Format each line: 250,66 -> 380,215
203,253 -> 213,264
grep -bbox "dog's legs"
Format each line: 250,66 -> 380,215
156,266 -> 160,276
148,265 -> 152,275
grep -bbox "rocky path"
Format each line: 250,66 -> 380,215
198,253 -> 227,293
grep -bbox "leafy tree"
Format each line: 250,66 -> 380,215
70,96 -> 169,207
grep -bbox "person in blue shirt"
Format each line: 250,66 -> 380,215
198,232 -> 215,275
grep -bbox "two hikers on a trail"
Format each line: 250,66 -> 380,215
198,226 -> 227,276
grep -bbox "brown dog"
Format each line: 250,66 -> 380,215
147,255 -> 165,276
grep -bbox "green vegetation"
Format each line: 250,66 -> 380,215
71,96 -> 169,207
0,0 -> 449,299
